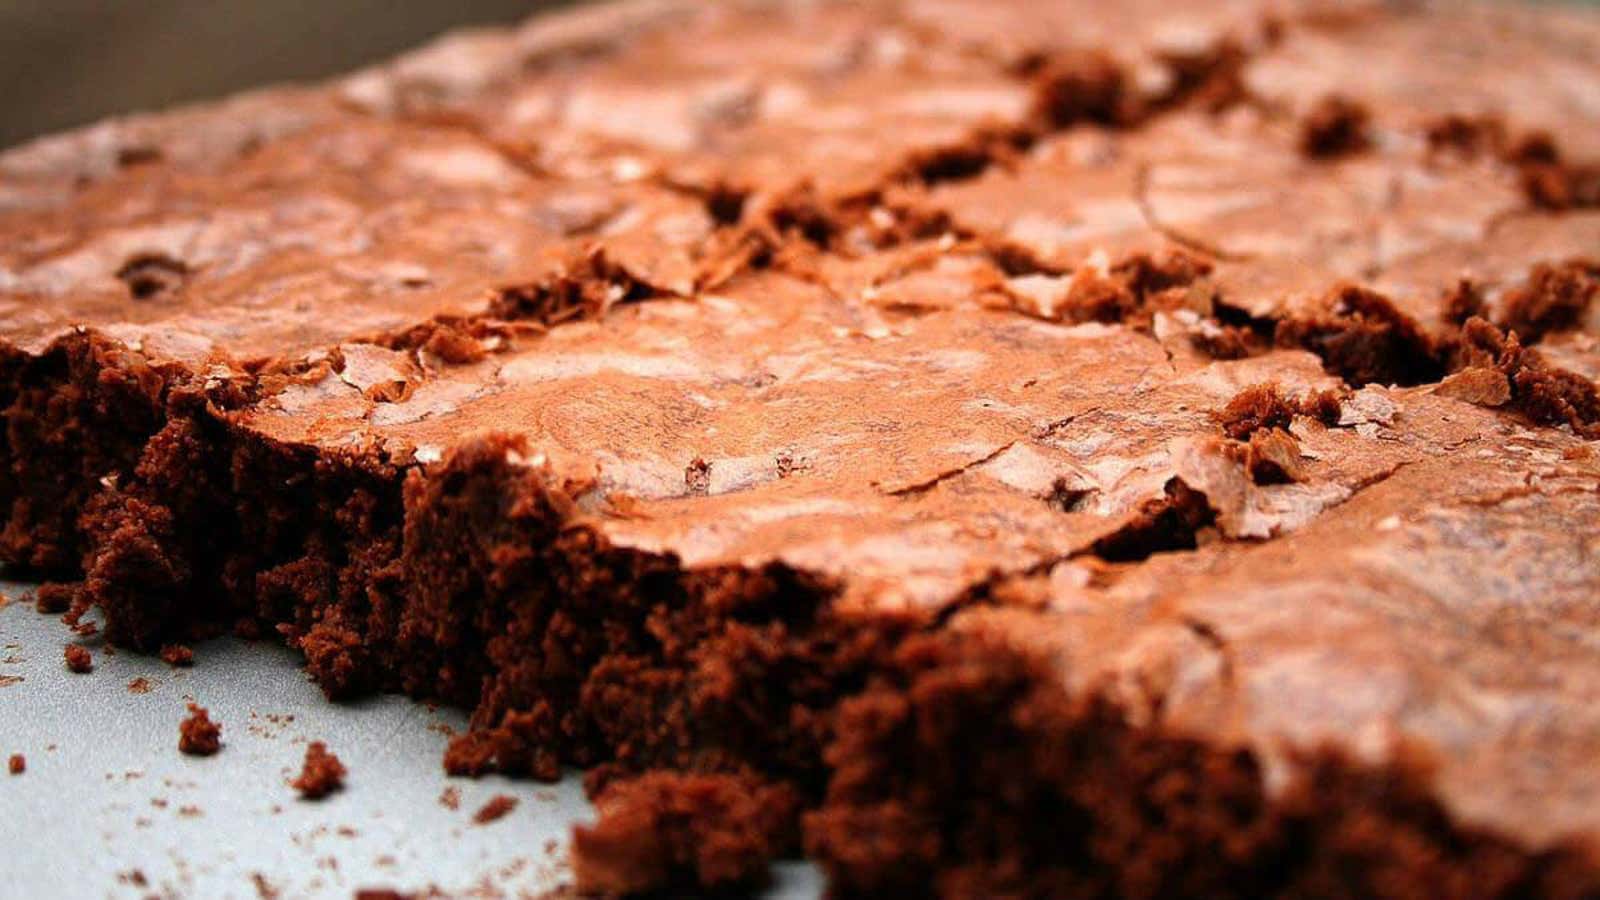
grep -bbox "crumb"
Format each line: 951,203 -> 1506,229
685,456 -> 712,494
117,870 -> 148,887
63,644 -> 93,673
291,742 -> 347,799
474,794 -> 518,825
1300,94 -> 1371,158
32,582 -> 76,614
251,871 -> 279,899
439,786 -> 461,810
160,644 -> 195,667
178,804 -> 203,817
128,677 -> 153,694
8,753 -> 23,775
178,703 -> 222,756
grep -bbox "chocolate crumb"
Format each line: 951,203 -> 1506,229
684,457 -> 712,495
1300,95 -> 1371,158
178,703 -> 222,756
33,582 -> 77,614
159,644 -> 195,667
251,871 -> 279,899
8,753 -> 23,775
1217,384 -> 1342,440
474,794 -> 519,825
63,644 -> 93,673
127,677 -> 153,694
439,786 -> 461,810
291,741 -> 347,799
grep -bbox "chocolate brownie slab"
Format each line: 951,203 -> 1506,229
86,259 -> 1599,894
3,0 -> 1600,896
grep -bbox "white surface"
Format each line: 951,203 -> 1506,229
0,579 -> 822,899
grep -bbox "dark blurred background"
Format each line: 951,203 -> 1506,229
0,0 -> 572,149
4,1 -> 1595,151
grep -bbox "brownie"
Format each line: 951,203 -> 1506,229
3,1 -> 1600,897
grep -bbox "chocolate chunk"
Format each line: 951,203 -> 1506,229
178,704 -> 221,756
290,741 -> 346,799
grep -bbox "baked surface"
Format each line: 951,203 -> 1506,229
3,1 -> 1599,896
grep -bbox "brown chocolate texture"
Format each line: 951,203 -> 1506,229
3,1 -> 1600,896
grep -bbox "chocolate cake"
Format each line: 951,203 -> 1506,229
3,1 -> 1599,896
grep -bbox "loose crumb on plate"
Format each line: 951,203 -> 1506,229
63,644 -> 92,673
160,644 -> 195,667
8,753 -> 23,775
291,741 -> 347,799
32,582 -> 76,614
474,794 -> 518,825
439,786 -> 460,810
178,703 -> 222,756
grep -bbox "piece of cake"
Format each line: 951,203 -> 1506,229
2,1 -> 1599,896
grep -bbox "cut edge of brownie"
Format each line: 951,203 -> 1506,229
61,296 -> 1600,894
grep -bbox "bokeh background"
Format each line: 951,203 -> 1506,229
2,0 -> 1596,150
0,0 -> 572,149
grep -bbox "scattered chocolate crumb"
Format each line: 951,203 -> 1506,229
1522,160 -> 1600,211
32,582 -> 77,614
474,794 -> 519,825
1216,384 -> 1343,440
178,804 -> 203,818
1300,95 -> 1371,158
159,644 -> 195,667
8,753 -> 23,775
178,703 -> 222,756
291,741 -> 347,799
251,871 -> 279,899
128,677 -> 153,694
63,644 -> 93,673
439,786 -> 461,810
0,675 -> 23,688
684,457 -> 712,495
117,870 -> 148,888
